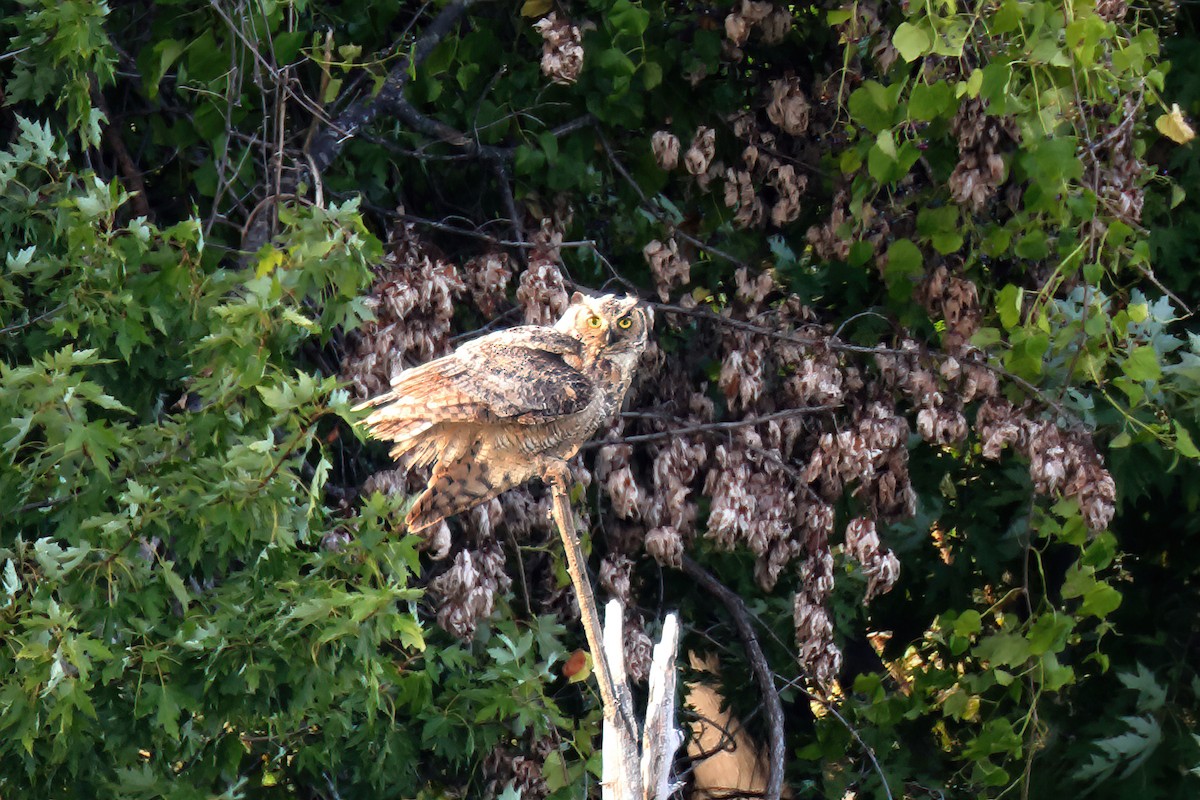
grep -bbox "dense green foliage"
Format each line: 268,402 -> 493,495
2,0 -> 1199,797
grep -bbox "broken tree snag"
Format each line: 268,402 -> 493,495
602,599 -> 641,799
602,600 -> 684,800
640,612 -> 682,800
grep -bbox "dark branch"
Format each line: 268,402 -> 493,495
308,0 -> 484,174
396,212 -> 596,248
680,556 -> 786,800
589,406 -> 839,449
1,304 -> 65,336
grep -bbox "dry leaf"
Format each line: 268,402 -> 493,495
1156,103 -> 1196,145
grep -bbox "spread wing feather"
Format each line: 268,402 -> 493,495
354,327 -> 592,451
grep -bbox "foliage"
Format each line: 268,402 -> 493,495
2,0 -> 1199,798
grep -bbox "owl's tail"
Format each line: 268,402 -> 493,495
404,453 -> 507,533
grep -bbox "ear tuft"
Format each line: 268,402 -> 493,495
570,291 -> 585,305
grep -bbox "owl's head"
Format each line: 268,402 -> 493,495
556,291 -> 649,359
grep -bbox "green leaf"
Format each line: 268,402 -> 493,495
161,563 -> 190,610
997,284 -> 1022,330
641,61 -> 663,90
607,0 -> 650,38
521,0 -> 553,16
975,632 -> 1031,667
909,81 -> 952,121
954,610 -> 982,637
1174,423 -> 1200,459
884,239 -> 923,292
893,22 -> 932,62
1081,582 -> 1123,618
848,81 -> 898,134
1015,229 -> 1049,260
1123,345 -> 1161,382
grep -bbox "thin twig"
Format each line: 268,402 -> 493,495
587,405 -> 839,449
1135,263 -> 1194,318
307,0 -> 487,174
492,159 -> 526,267
92,88 -> 152,218
396,212 -> 596,249
0,304 -> 65,336
680,556 -> 785,800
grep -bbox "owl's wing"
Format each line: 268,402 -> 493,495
446,327 -> 591,420
355,327 -> 592,451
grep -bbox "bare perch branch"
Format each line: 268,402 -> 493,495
546,467 -> 636,741
680,556 -> 785,800
0,304 -> 65,336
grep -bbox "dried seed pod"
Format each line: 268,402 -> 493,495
651,130 -> 681,170
685,126 -> 717,175
533,13 -> 584,85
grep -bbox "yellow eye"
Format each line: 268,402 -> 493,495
587,315 -> 602,328
617,317 -> 633,329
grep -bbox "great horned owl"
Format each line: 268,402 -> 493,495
356,292 -> 649,532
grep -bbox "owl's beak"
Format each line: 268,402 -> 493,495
605,327 -> 616,346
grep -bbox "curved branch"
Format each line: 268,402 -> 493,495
679,556 -> 785,800
308,0 -> 486,174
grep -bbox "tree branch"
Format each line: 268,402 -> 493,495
679,556 -> 785,800
395,212 -> 596,249
307,0 -> 485,174
587,405 -> 839,449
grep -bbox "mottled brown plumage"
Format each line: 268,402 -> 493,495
355,292 -> 649,532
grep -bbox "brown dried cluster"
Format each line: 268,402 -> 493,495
533,13 -> 584,85
948,99 -> 1020,211
651,130 -> 681,170
642,237 -> 691,300
915,264 -> 983,352
844,517 -> 900,601
342,219 -> 466,400
975,399 -> 1116,530
516,224 -> 570,325
464,251 -> 514,318
428,539 -> 513,639
807,187 -> 890,263
684,126 -> 717,176
766,75 -> 811,136
829,0 -> 898,72
723,0 -> 792,57
720,106 -> 810,228
483,735 -> 556,800
794,544 -> 839,686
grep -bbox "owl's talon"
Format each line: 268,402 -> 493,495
537,456 -> 573,493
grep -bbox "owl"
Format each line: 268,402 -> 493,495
355,292 -> 649,532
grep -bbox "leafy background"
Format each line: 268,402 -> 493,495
2,0 -> 1199,798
